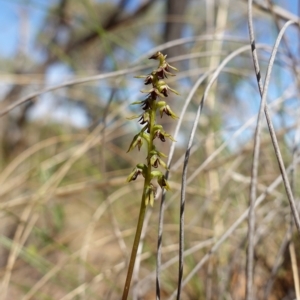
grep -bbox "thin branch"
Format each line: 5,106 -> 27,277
246,0 -> 264,297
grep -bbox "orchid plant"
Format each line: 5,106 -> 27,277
122,52 -> 179,299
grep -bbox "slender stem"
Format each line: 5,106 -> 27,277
122,188 -> 147,300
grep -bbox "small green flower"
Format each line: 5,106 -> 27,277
134,74 -> 155,85
126,164 -> 147,182
150,154 -> 167,169
144,74 -> 154,85
131,98 -> 152,110
156,80 -> 179,97
150,171 -> 171,191
150,170 -> 163,179
149,51 -> 178,78
157,174 -> 170,191
148,149 -> 168,169
154,62 -> 178,79
127,133 -> 143,152
141,97 -> 152,110
149,52 -> 164,60
145,184 -> 156,206
159,104 -> 178,119
153,125 -> 176,142
139,111 -> 150,125
141,87 -> 165,99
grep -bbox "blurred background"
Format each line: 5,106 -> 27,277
0,0 -> 300,299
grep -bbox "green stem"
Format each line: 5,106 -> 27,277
122,101 -> 156,300
121,187 -> 147,300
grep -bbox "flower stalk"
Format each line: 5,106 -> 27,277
122,52 -> 178,299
